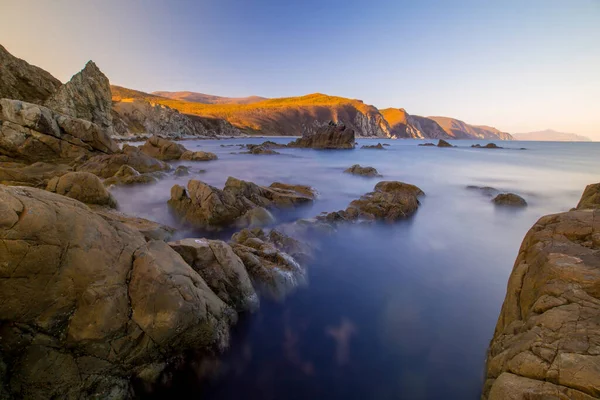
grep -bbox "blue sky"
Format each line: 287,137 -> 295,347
2,0 -> 599,138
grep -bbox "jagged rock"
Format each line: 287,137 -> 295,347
344,164 -> 381,177
268,182 -> 317,199
230,228 -> 308,300
44,61 -> 113,130
483,191 -> 600,399
0,185 -> 235,399
180,150 -> 218,161
287,121 -> 355,149
361,143 -> 385,150
102,165 -> 159,186
139,136 -> 187,161
0,44 -> 62,104
493,193 -> 527,207
46,171 -> 116,208
0,99 -> 118,162
169,238 -> 259,312
472,143 -> 502,149
174,165 -> 190,176
78,145 -> 169,178
576,183 -> 600,210
235,207 -> 276,228
0,161 -> 71,188
168,177 -> 315,230
437,139 -> 454,148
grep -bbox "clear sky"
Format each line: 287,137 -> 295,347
2,0 -> 599,138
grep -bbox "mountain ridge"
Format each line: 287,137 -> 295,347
512,129 -> 591,142
152,91 -> 267,105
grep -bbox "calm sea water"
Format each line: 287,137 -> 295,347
113,139 -> 600,400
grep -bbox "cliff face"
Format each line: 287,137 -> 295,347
0,44 -> 62,104
380,108 -> 451,139
429,116 -> 513,140
483,185 -> 600,399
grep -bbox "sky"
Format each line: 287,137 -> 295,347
2,0 -> 599,138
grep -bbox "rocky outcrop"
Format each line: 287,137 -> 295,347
344,164 -> 381,177
287,121 -> 355,149
483,189 -> 600,399
437,139 -> 454,148
0,44 -> 62,104
44,61 -> 113,130
95,209 -> 175,242
380,108 -> 451,139
102,165 -> 161,186
0,161 -> 71,188
168,177 -> 316,230
0,99 -> 118,162
169,238 -> 259,312
0,185 -> 235,399
180,150 -> 218,161
472,143 -> 502,149
139,136 -> 187,161
78,144 -> 169,178
361,143 -> 385,150
429,116 -> 513,140
576,183 -> 600,210
46,171 -> 117,207
493,193 -> 527,207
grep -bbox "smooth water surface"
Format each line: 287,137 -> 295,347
113,139 -> 600,399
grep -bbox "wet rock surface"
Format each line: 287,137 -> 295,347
344,164 -> 381,177
483,190 -> 600,399
287,121 -> 355,149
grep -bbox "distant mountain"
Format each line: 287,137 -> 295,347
380,108 -> 451,139
152,91 -> 267,105
512,129 -> 591,142
428,116 -> 513,140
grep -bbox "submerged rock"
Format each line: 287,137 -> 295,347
46,171 -> 117,207
361,143 -> 385,150
242,145 -> 280,155
169,238 -> 259,312
418,142 -> 436,147
483,189 -> 600,399
437,139 -> 454,148
492,193 -> 527,207
472,143 -> 502,149
0,185 -> 235,399
466,185 -> 500,197
576,182 -> 600,210
168,177 -> 315,230
174,165 -> 190,176
344,164 -> 381,177
287,121 -> 355,149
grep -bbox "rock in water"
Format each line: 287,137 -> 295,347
344,164 -> 381,177
0,44 -> 62,104
78,144 -> 169,178
46,171 -> 117,207
437,139 -> 454,147
139,135 -> 187,160
44,61 -> 113,130
472,143 -> 502,149
0,185 -> 235,399
287,121 -> 355,149
576,183 -> 600,210
180,150 -> 218,161
492,193 -> 527,207
169,238 -> 259,312
168,177 -> 316,230
483,188 -> 600,399
361,143 -> 385,150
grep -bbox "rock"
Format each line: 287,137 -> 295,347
242,145 -> 280,155
174,165 -> 190,176
268,182 -> 317,200
230,228 -> 308,300
0,44 -> 62,104
287,121 -> 355,149
472,143 -> 502,149
169,238 -> 259,312
492,193 -> 527,207
466,185 -> 500,197
0,161 -> 71,188
483,193 -> 600,399
95,209 -> 175,241
576,183 -> 600,210
383,143 -> 390,146
418,142 -> 436,147
46,171 -> 117,207
0,99 -> 118,162
0,185 -> 235,399
236,207 -> 276,228
180,150 -> 218,161
44,61 -> 113,130
168,177 -> 315,230
244,141 -> 287,151
344,164 -> 381,177
78,145 -> 169,178
361,143 -> 385,150
139,136 -> 187,161
437,139 -> 454,148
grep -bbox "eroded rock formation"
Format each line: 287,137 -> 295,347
287,121 -> 355,149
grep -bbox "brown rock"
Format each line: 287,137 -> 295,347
0,161 -> 71,188
287,121 -> 355,149
344,164 -> 381,177
46,171 -> 116,207
361,143 -> 385,150
493,193 -> 527,207
437,139 -> 454,147
576,183 -> 600,210
102,165 -> 160,186
139,136 -> 187,161
94,209 -> 175,241
78,145 -> 169,178
472,143 -> 502,149
180,150 -> 218,161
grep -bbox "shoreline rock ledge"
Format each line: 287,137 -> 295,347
483,182 -> 600,399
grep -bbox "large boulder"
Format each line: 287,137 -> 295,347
46,171 -> 117,207
168,177 -> 316,230
344,164 -> 381,177
287,121 -> 355,149
139,136 -> 187,161
180,150 -> 218,161
493,193 -> 527,207
0,99 -> 119,162
437,139 -> 454,147
0,44 -> 62,104
0,185 -> 235,398
576,183 -> 600,210
102,165 -> 160,186
169,238 -> 259,312
78,145 -> 169,178
44,61 -> 113,130
483,188 -> 600,399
